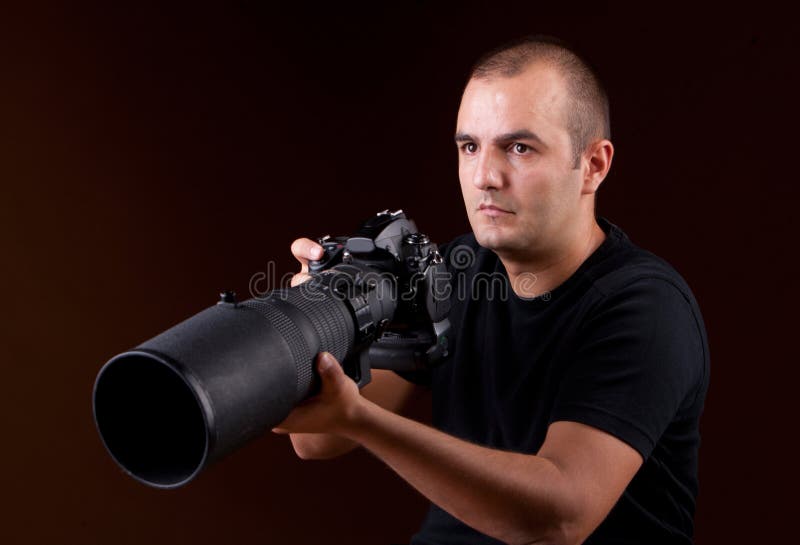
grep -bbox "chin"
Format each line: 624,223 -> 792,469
473,228 -> 510,252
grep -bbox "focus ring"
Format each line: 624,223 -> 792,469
241,286 -> 355,401
283,289 -> 354,359
242,299 -> 314,400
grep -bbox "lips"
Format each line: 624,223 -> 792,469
478,204 -> 513,215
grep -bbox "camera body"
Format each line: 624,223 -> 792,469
292,208 -> 451,386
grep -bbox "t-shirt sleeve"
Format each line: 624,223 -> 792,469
549,277 -> 706,460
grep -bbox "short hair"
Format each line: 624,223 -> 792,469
468,35 -> 611,168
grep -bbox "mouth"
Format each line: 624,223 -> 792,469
478,204 -> 513,216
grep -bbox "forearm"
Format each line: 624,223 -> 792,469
275,354 -> 626,544
340,399 -> 577,545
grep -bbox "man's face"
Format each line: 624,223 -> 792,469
456,63 -> 585,258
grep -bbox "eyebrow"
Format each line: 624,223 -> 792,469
454,130 -> 547,148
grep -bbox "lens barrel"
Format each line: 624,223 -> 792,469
93,284 -> 363,488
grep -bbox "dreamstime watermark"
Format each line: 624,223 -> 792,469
248,261 -> 296,299
246,243 -> 552,304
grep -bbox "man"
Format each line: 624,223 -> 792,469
274,36 -> 709,545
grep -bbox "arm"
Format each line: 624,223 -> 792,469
347,404 -> 641,545
274,353 -> 642,545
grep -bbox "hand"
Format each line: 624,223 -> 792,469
272,352 -> 364,435
290,237 -> 324,287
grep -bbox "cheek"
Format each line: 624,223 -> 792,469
513,173 -> 567,223
514,172 -> 553,205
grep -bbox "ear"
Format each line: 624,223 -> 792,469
581,139 -> 614,195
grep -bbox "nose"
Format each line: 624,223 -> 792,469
472,149 -> 504,191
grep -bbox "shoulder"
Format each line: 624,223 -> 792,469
555,224 -> 710,450
577,221 -> 710,379
585,220 -> 704,321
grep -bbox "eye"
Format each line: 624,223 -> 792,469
511,142 -> 531,154
460,142 -> 478,154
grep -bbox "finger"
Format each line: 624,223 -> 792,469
317,352 -> 347,392
290,272 -> 313,287
291,238 -> 324,274
271,427 -> 289,434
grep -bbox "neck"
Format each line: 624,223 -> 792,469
500,217 -> 606,299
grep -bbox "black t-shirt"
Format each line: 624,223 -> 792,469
401,218 -> 710,545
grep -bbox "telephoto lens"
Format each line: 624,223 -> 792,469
93,209 -> 450,488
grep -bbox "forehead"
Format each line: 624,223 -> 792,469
457,63 -> 569,139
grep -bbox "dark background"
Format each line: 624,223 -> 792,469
1,2 -> 797,544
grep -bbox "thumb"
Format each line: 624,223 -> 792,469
317,352 -> 347,391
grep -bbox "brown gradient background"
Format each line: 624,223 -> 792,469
1,3 -> 797,544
